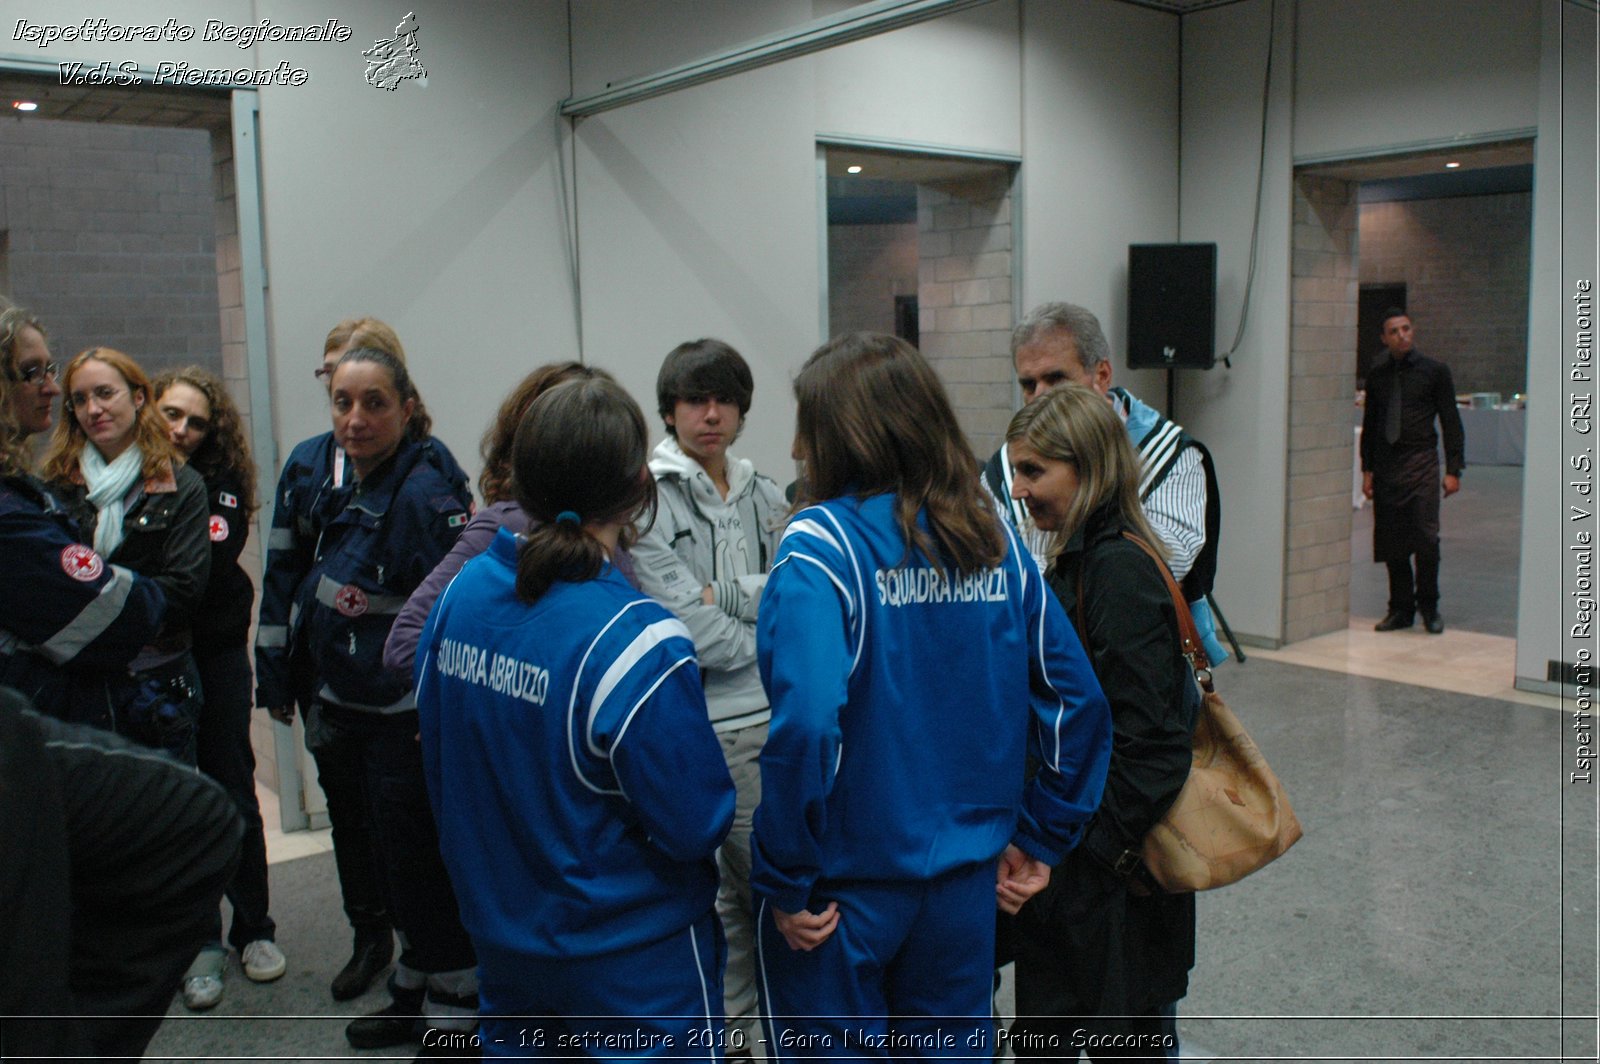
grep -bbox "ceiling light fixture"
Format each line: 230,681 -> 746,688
12,101 -> 38,112
846,165 -> 863,174
1444,161 -> 1461,169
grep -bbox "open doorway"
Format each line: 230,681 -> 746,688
1286,138 -> 1532,653
821,144 -> 1018,458
0,71 -> 303,824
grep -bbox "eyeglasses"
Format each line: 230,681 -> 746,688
67,384 -> 128,409
9,360 -> 59,386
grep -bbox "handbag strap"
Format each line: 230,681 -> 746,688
1074,530 -> 1214,692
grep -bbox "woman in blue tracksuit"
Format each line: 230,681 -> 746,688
416,375 -> 735,1060
260,346 -> 478,1051
751,333 -> 1113,1058
255,317 -> 471,1003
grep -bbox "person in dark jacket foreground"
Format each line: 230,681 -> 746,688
0,686 -> 241,1063
154,366 -> 287,1009
1005,384 -> 1202,1062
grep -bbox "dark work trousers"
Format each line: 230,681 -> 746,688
304,701 -> 394,942
306,703 -> 475,980
1386,551 -> 1441,617
194,643 -> 276,949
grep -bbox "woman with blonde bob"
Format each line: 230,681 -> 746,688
750,332 -> 1110,1053
1004,383 -> 1200,1061
43,348 -> 211,761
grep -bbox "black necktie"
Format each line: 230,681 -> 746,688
1385,368 -> 1404,444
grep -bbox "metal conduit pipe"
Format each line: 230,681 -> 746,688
560,0 -> 998,119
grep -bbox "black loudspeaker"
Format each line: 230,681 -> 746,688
1127,243 -> 1217,370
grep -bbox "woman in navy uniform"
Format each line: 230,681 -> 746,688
43,347 -> 210,763
153,366 -> 288,1009
260,345 -> 477,1052
0,302 -> 165,722
416,375 -> 734,1060
255,317 -> 470,1001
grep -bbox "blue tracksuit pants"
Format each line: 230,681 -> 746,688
476,908 -> 726,1061
756,861 -> 997,1061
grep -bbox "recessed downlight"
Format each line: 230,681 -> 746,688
846,165 -> 863,174
1444,161 -> 1461,169
12,101 -> 38,112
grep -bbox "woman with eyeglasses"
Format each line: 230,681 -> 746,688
265,345 -> 477,1052
0,303 -> 165,726
150,366 -> 287,1009
255,316 -> 470,1003
41,347 -> 211,763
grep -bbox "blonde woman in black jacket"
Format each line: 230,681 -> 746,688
1003,384 -> 1201,1062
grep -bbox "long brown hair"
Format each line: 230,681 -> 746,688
793,332 -> 1002,575
151,365 -> 260,515
323,316 -> 432,439
42,347 -> 177,482
0,301 -> 45,477
480,362 -> 613,504
1005,384 -> 1166,561
512,377 -> 656,603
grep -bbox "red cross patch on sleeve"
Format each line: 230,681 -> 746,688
60,544 -> 105,582
209,515 -> 230,542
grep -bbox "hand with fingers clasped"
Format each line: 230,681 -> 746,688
995,843 -> 1051,915
774,901 -> 840,951
267,705 -> 295,725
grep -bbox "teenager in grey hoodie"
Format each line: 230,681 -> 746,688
631,339 -> 786,1058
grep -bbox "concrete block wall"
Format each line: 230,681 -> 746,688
916,171 -> 1016,459
1359,192 -> 1531,398
0,118 -> 222,375
828,223 -> 918,338
1284,173 -> 1359,643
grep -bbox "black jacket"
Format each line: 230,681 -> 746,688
1012,503 -> 1199,1018
0,688 -> 240,1061
51,457 -> 211,647
193,470 -> 255,653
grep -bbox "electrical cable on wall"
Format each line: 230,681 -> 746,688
1219,0 -> 1277,370
559,0 -> 585,361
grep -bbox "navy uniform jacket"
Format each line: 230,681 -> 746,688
193,470 -> 255,654
255,430 -> 470,712
0,474 -> 166,727
417,529 -> 734,958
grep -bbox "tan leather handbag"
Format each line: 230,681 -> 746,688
1091,533 -> 1303,893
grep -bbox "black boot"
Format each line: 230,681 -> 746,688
346,985 -> 425,1049
331,930 -> 393,1001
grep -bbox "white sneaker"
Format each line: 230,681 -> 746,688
182,948 -> 227,1010
241,939 -> 287,983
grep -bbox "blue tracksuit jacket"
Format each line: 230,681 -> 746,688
750,494 -> 1112,913
416,528 -> 735,958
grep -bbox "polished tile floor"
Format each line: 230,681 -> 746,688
145,465 -> 1596,1062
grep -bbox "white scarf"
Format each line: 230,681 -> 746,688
81,443 -> 144,557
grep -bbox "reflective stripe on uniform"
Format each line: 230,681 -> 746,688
268,527 -> 296,551
317,684 -> 416,714
256,624 -> 288,649
37,564 -> 140,665
314,574 -> 410,615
